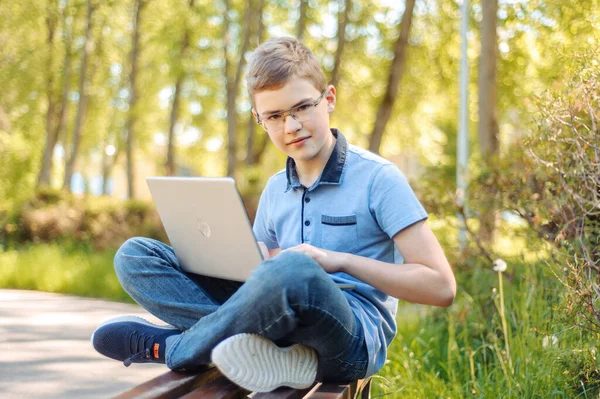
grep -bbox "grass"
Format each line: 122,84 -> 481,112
371,256 -> 597,398
1,236 -> 598,397
0,241 -> 132,303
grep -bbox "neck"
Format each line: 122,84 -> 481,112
295,135 -> 336,188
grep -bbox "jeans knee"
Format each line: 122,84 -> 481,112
114,237 -> 150,281
256,251 -> 327,291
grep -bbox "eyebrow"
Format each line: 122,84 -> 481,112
261,97 -> 313,116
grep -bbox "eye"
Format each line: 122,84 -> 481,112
267,113 -> 282,121
296,104 -> 311,112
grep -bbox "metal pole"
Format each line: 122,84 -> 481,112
457,0 -> 469,251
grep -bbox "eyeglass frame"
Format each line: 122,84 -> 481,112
254,89 -> 328,132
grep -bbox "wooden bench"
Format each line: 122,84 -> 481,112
115,366 -> 371,399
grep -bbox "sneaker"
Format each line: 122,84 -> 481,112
91,315 -> 180,367
211,333 -> 318,392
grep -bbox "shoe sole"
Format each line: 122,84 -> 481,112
211,333 -> 317,392
90,315 -> 178,346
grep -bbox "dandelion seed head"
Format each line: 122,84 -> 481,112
493,258 -> 508,272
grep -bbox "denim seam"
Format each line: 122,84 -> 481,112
256,310 -> 295,336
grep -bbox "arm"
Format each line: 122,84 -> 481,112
286,220 -> 456,307
341,220 -> 455,307
257,242 -> 281,259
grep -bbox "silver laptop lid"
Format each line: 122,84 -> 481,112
146,177 -> 263,282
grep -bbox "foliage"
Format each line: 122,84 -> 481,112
0,131 -> 38,216
1,0 -> 600,395
3,0 -> 597,194
463,48 -> 600,337
1,189 -> 167,251
372,251 -> 599,398
0,242 -> 132,302
524,49 -> 600,337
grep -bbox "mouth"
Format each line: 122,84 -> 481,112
286,136 -> 310,145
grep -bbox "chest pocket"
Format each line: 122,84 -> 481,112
320,214 -> 359,253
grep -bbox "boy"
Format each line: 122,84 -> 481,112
92,37 -> 456,393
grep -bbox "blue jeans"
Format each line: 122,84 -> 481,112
114,237 -> 369,382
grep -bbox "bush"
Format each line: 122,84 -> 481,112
1,190 -> 168,251
509,50 -> 600,336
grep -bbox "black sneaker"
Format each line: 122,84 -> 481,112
91,315 -> 180,367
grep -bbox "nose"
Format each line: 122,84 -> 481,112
283,113 -> 302,133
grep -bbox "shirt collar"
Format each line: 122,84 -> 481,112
285,128 -> 348,192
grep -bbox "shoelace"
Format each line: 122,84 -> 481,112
124,348 -> 151,367
123,331 -> 154,367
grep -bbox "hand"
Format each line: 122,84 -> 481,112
284,243 -> 345,273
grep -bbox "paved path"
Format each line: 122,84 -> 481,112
0,289 -> 169,398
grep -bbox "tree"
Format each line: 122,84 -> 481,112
478,0 -> 499,242
52,2 -> 74,184
37,2 -> 58,188
224,0 -> 251,177
330,0 -> 351,88
125,0 -> 145,198
165,0 -> 195,176
368,0 -> 416,154
297,0 -> 308,40
245,0 -> 267,166
64,0 -> 96,191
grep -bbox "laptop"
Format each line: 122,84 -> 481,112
146,177 -> 355,289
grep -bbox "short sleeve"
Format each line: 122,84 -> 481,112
369,164 -> 428,238
252,182 -> 279,249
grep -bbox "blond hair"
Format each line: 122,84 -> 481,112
246,37 -> 327,106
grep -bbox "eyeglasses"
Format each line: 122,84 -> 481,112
255,90 -> 327,133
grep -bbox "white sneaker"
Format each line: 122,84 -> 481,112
211,333 -> 318,392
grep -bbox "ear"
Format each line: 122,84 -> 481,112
251,109 -> 259,123
325,85 -> 336,114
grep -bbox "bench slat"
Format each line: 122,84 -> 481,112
251,385 -> 316,399
180,375 -> 249,399
115,368 -> 370,399
113,367 -> 221,399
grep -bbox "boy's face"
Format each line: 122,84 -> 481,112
252,77 -> 336,164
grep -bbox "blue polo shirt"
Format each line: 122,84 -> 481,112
252,129 -> 428,376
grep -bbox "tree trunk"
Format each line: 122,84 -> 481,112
330,0 -> 351,88
224,0 -> 251,176
296,0 -> 307,40
246,0 -> 266,166
125,0 -> 144,199
37,6 -> 58,188
64,0 -> 95,191
479,0 -> 499,158
165,0 -> 194,176
54,12 -> 73,171
166,77 -> 182,176
102,146 -> 121,195
38,1 -> 72,188
224,0 -> 234,175
367,0 -> 416,154
478,0 -> 500,243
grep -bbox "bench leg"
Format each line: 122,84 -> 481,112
360,380 -> 371,399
